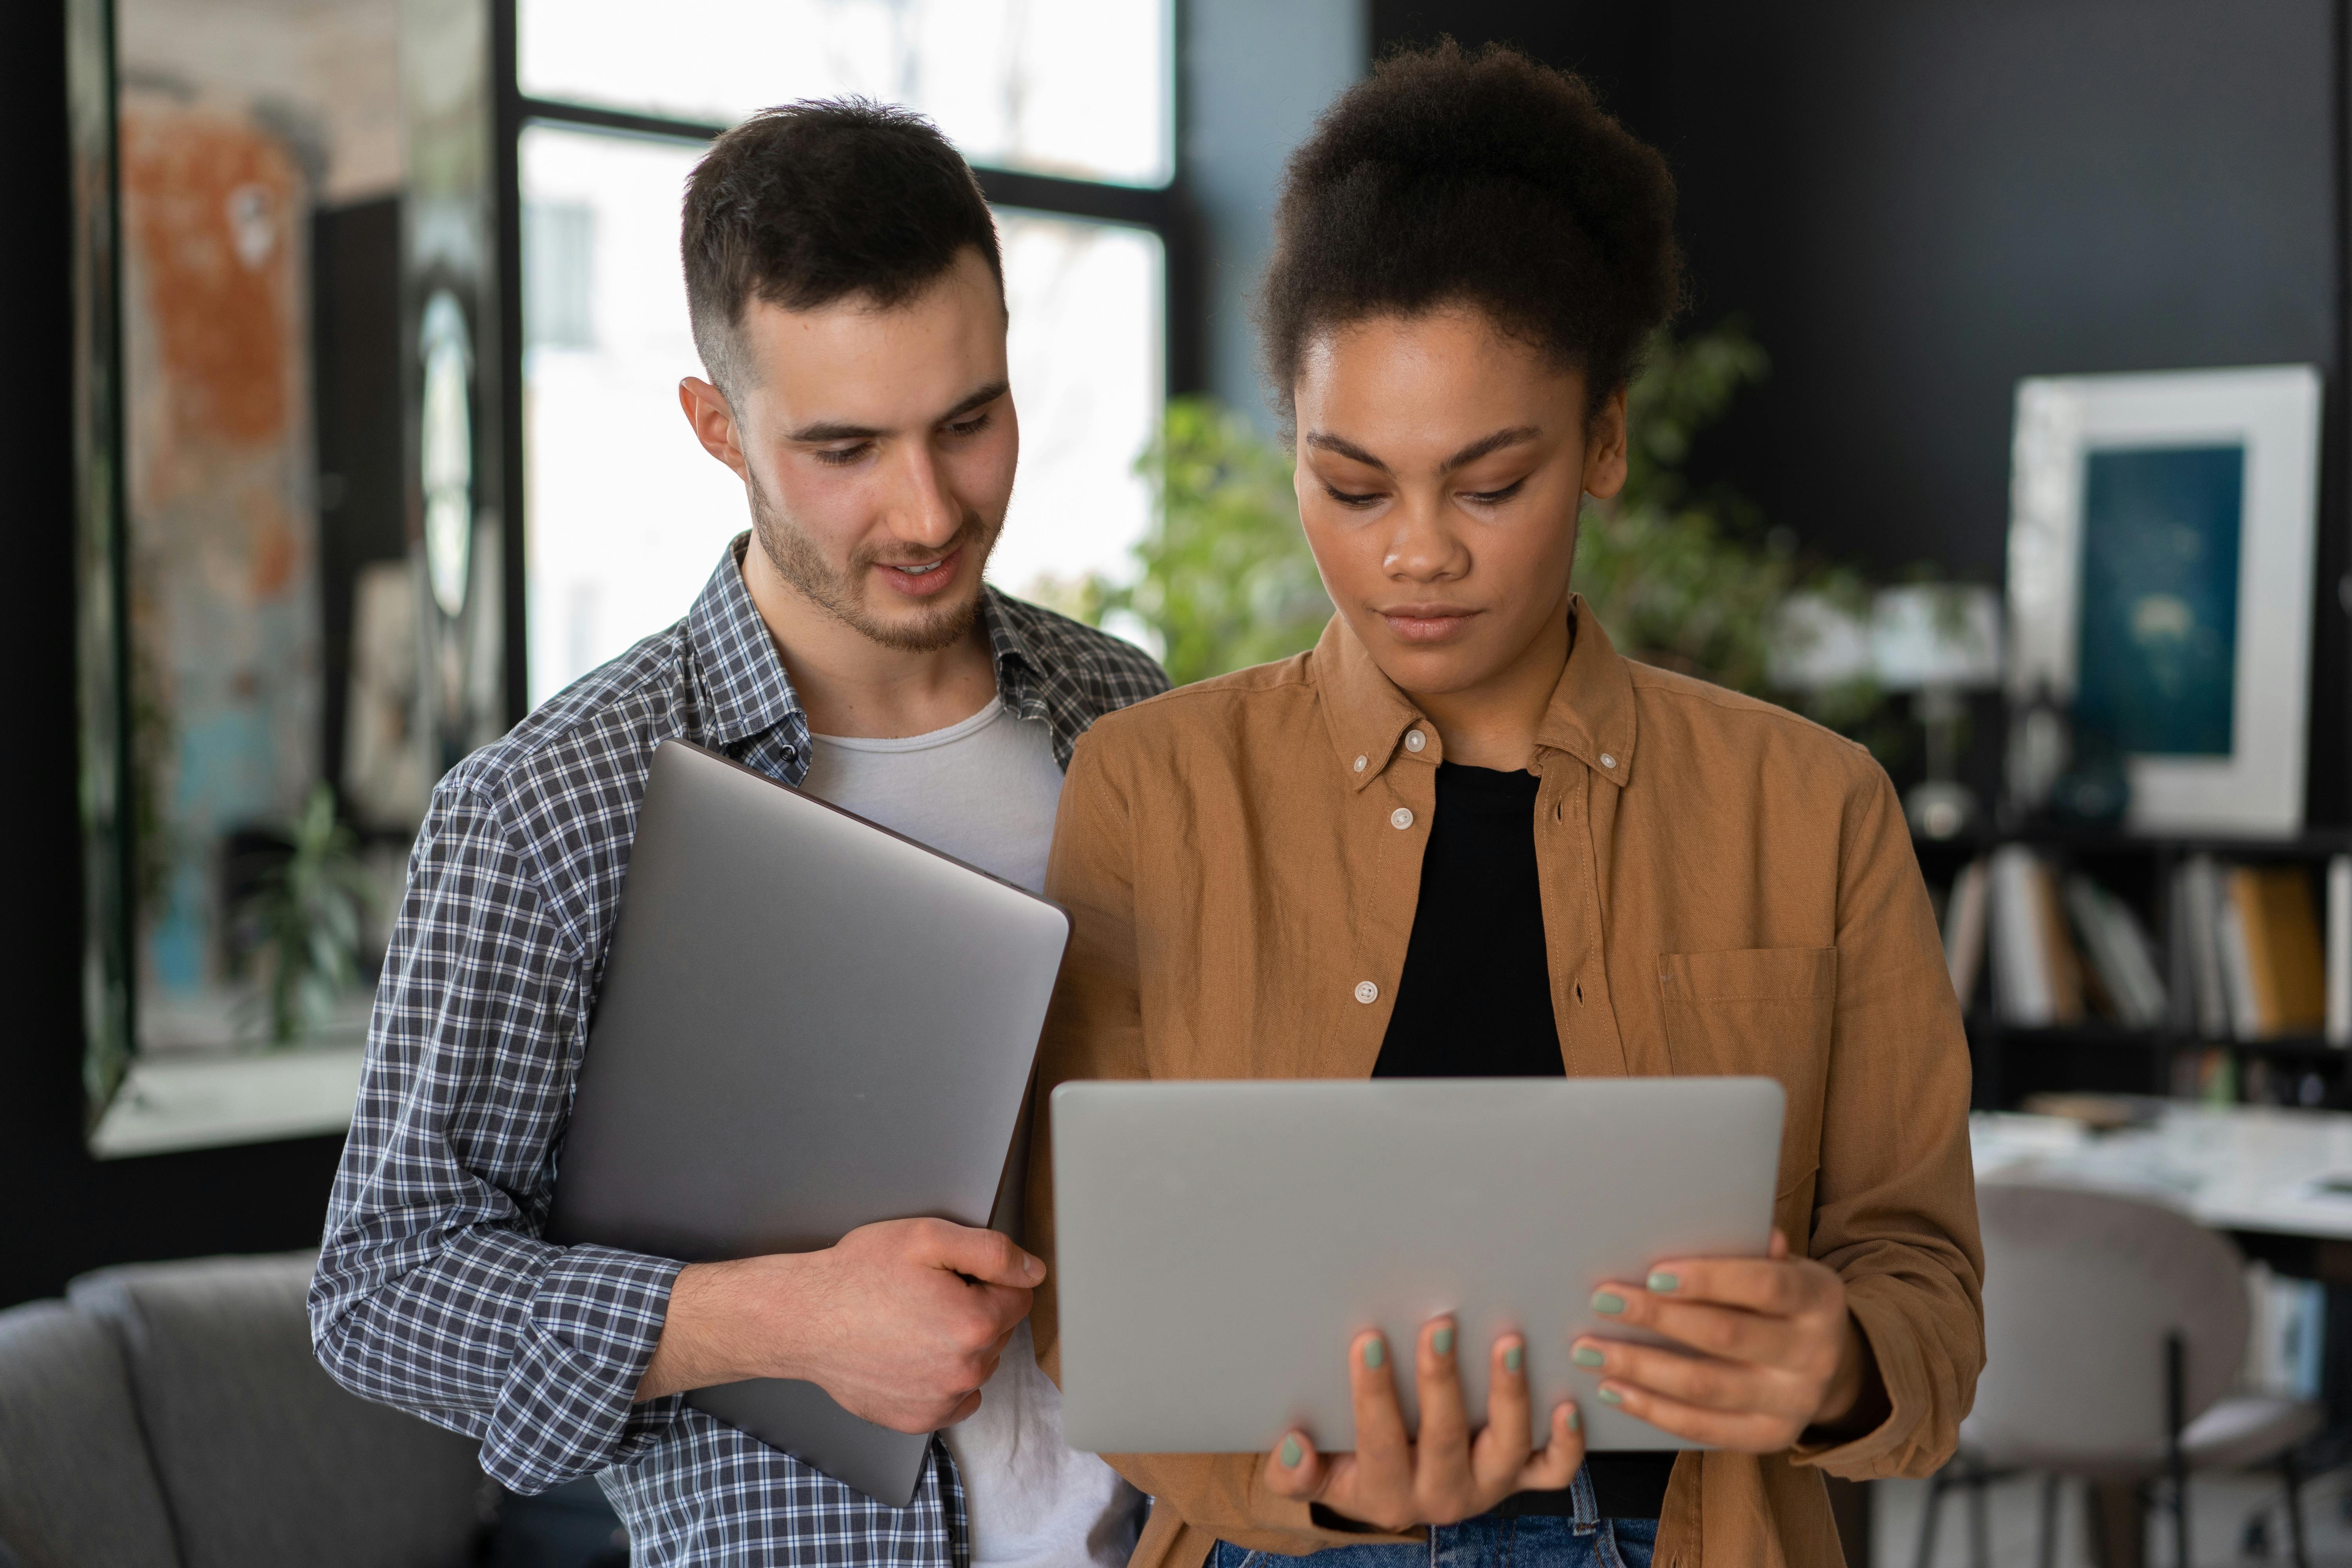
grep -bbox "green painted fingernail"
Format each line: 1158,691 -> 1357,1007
1566,1405 -> 1582,1431
1280,1436 -> 1302,1468
1503,1345 -> 1524,1373
1432,1326 -> 1455,1357
1572,1346 -> 1605,1368
1364,1337 -> 1386,1369
1591,1291 -> 1625,1315
1648,1271 -> 1680,1293
1598,1387 -> 1624,1406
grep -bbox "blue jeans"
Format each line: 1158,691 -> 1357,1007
1211,1466 -> 1657,1568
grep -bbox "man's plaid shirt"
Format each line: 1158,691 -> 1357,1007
309,537 -> 1167,1564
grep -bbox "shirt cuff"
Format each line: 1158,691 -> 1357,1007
1785,1286 -> 1917,1476
482,1241 -> 685,1492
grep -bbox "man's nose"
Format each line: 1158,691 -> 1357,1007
891,444 -> 964,548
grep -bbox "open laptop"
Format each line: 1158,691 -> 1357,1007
546,738 -> 1071,1507
1049,1076 -> 1784,1455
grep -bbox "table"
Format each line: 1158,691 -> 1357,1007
1972,1102 -> 2352,1242
1962,1103 -> 2352,1568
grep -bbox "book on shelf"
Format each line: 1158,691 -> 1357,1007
2170,857 -> 2330,1042
2242,1261 -> 2327,1401
1989,845 -> 2085,1027
2178,853 -> 2231,1040
2062,874 -> 2169,1029
1942,858 -> 1988,1010
2328,853 -> 2352,1045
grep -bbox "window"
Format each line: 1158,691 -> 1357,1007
509,2 -> 1174,702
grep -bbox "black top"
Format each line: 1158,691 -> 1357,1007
1373,762 -> 1675,1521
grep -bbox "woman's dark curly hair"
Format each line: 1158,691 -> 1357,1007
1258,40 -> 1682,428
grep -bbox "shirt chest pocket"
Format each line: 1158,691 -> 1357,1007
1657,947 -> 1835,1207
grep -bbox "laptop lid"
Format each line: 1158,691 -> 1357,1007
547,739 -> 1070,1506
1049,1076 -> 1783,1456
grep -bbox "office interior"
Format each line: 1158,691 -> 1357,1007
4,1 -> 2350,1564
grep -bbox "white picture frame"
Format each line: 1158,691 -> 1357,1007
2007,364 -> 2321,837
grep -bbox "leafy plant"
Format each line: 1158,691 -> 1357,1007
232,783 -> 373,1047
1091,396 -> 1333,686
1575,324 -> 1877,722
1060,324 -> 1877,718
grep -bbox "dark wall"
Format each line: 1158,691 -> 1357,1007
1374,0 -> 2349,816
0,4 -> 347,1310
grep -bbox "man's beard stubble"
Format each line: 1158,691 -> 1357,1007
746,465 -> 998,654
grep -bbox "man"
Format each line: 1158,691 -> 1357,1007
310,100 -> 1165,1566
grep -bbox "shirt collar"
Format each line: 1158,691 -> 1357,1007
683,533 -> 1056,764
1313,593 -> 1639,791
685,535 -> 807,752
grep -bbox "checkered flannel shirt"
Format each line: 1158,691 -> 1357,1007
309,535 -> 1168,1565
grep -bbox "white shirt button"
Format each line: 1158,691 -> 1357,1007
1353,755 -> 1367,773
1405,729 -> 1426,753
1599,752 -> 1617,770
1354,980 -> 1379,1004
1390,807 -> 1414,830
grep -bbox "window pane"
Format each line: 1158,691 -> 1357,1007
521,126 -> 1164,706
991,211 -> 1163,600
519,0 -> 1171,187
521,126 -> 744,707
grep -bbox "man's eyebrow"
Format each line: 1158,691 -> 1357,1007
786,381 -> 1011,445
1441,425 -> 1541,469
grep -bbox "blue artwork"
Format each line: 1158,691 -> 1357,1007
2075,444 -> 2244,757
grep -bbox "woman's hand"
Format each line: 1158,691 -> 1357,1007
1261,1317 -> 1585,1532
1573,1230 -> 1886,1450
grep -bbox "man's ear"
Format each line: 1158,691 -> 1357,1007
679,376 -> 749,480
1581,386 -> 1630,503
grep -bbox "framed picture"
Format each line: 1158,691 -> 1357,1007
2008,364 -> 2322,836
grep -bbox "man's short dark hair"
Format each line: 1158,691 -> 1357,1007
682,98 -> 1003,394
1258,40 -> 1682,426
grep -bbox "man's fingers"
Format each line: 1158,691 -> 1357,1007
922,1221 -> 1047,1287
1593,1377 -> 1799,1453
1514,1400 -> 1585,1493
1469,1334 -> 1536,1496
1261,1429 -> 1329,1501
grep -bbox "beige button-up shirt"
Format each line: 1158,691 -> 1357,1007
1027,603 -> 1984,1568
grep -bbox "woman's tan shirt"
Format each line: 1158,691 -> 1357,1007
1026,604 -> 1984,1568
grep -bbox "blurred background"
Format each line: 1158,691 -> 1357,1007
10,2 -> 2352,1564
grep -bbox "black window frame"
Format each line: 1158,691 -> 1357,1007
487,0 -> 1198,724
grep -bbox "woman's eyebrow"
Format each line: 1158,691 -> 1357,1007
1304,425 -> 1543,473
1304,430 -> 1387,470
1440,425 -> 1541,469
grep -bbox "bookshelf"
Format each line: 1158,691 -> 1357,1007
1912,827 -> 2352,1111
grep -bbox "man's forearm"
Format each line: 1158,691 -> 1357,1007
636,1253 -> 817,1401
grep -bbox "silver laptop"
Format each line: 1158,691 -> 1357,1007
1050,1077 -> 1783,1455
546,739 -> 1071,1507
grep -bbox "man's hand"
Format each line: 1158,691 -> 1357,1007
1261,1318 -> 1585,1533
635,1217 -> 1043,1432
1571,1229 -> 1886,1450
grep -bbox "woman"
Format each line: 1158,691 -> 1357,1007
1025,42 -> 1982,1568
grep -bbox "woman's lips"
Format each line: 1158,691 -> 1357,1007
1379,606 -> 1480,643
874,548 -> 964,599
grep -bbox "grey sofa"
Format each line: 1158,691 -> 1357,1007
0,1251 -> 493,1568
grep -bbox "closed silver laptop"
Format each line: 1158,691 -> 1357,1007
546,739 -> 1070,1506
1050,1076 -> 1783,1455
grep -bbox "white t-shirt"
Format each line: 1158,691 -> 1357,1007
799,697 -> 1145,1568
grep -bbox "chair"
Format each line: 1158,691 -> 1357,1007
1914,1181 -> 2323,1568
